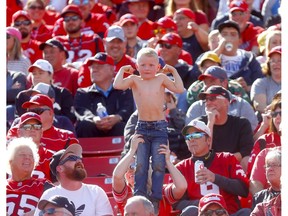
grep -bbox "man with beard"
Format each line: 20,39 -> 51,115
53,5 -> 104,66
11,10 -> 43,64
34,144 -> 113,215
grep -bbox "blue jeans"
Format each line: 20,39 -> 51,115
134,120 -> 168,201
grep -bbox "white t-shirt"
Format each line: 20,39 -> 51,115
34,183 -> 113,216
220,51 -> 244,78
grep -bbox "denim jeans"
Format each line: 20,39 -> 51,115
134,120 -> 168,201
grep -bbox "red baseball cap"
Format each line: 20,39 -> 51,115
268,46 -> 281,57
174,8 -> 195,21
229,0 -> 249,13
158,32 -> 183,48
154,16 -> 177,31
22,94 -> 54,110
19,112 -> 42,126
119,13 -> 138,26
12,10 -> 31,23
199,193 -> 227,213
86,52 -> 114,66
61,4 -> 83,19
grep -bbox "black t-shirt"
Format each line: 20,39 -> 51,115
197,115 -> 254,157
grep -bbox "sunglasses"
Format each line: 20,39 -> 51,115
204,95 -> 225,102
72,0 -> 89,5
59,155 -> 82,165
153,28 -> 167,35
159,43 -> 173,49
21,124 -> 42,131
271,111 -> 281,118
200,209 -> 227,216
63,15 -> 81,22
27,107 -> 50,115
28,5 -> 45,10
39,208 -> 72,216
14,20 -> 32,27
185,132 -> 206,141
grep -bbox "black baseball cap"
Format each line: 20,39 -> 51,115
198,85 -> 230,101
217,20 -> 240,35
39,39 -> 69,59
38,195 -> 76,216
50,144 -> 82,176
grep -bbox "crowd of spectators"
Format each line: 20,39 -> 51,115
6,0 -> 282,215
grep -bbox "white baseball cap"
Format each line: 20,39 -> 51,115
28,59 -> 54,74
104,25 -> 126,42
182,119 -> 211,137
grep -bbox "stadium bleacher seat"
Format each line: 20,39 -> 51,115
78,136 -> 125,157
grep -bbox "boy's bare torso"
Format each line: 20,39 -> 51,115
131,75 -> 166,121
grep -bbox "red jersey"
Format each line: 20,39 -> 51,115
176,152 -> 249,214
33,146 -> 54,181
91,3 -> 117,25
53,13 -> 109,38
240,22 -> 264,51
53,66 -> 79,96
6,1 -> 23,26
43,10 -> 60,26
77,54 -> 136,88
137,19 -> 155,40
54,34 -> 104,64
246,132 -> 281,178
21,39 -> 43,64
112,183 -> 175,216
31,23 -> 54,42
6,178 -> 52,215
41,126 -> 78,152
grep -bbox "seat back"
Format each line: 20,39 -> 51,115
83,176 -> 113,196
82,155 -> 121,177
78,136 -> 125,157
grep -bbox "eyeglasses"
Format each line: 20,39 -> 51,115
200,209 -> 227,216
204,95 -> 225,102
264,164 -> 281,169
7,34 -> 11,39
269,59 -> 281,64
59,155 -> 82,165
153,28 -> 167,35
63,15 -> 81,22
14,20 -> 32,27
39,208 -> 72,216
271,111 -> 281,118
185,132 -> 206,141
72,0 -> 89,5
27,107 -> 50,115
159,43 -> 173,49
21,124 -> 42,131
28,5 -> 45,10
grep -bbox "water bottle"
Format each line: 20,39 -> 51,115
96,102 -> 108,118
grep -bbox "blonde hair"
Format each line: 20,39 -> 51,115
7,36 -> 22,60
136,47 -> 159,64
6,137 -> 39,175
165,0 -> 198,17
265,30 -> 281,56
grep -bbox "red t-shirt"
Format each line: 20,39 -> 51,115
241,22 -> 264,51
33,146 -> 54,181
53,13 -> 109,38
43,10 -> 60,26
54,34 -> 104,64
21,39 -> 43,64
180,49 -> 193,65
91,3 -> 117,25
31,23 -> 54,43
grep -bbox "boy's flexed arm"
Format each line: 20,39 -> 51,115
113,65 -> 135,90
161,64 -> 185,94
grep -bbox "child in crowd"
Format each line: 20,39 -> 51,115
113,47 -> 184,212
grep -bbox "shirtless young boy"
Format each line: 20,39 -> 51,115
113,47 -> 184,212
